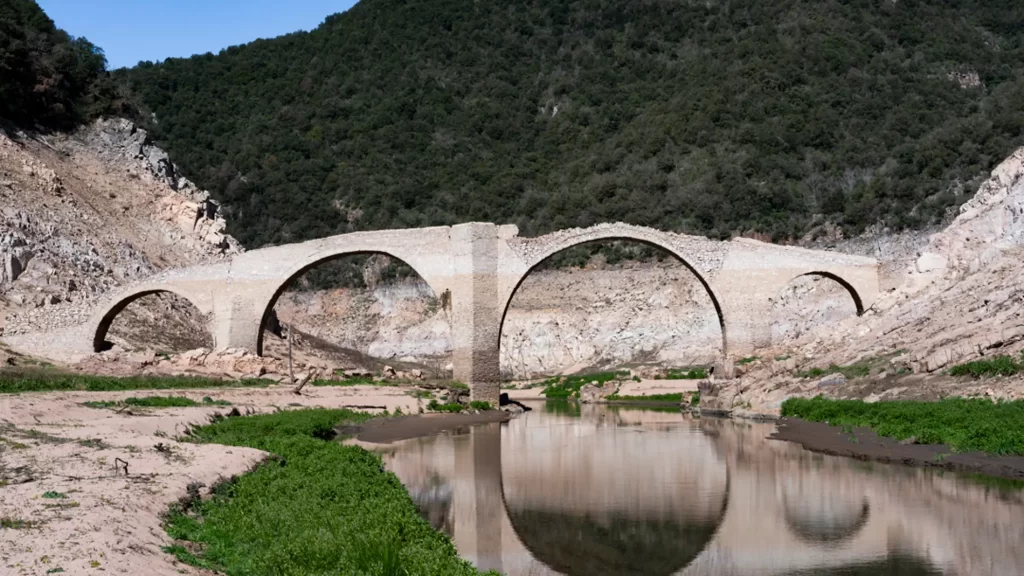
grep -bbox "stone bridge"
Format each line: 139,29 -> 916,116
51,222 -> 879,402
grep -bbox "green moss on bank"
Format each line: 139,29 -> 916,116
167,409 -> 492,575
541,371 -> 627,399
782,396 -> 1024,455
606,393 -> 685,403
83,396 -> 231,409
0,370 -> 272,394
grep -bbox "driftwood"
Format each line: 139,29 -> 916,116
292,369 -> 317,395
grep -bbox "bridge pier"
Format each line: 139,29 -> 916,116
450,223 -> 503,404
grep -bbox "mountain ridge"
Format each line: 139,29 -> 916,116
117,0 -> 1024,249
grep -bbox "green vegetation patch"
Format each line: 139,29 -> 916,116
0,370 -> 270,394
541,371 -> 627,399
782,396 -> 1024,455
83,396 -> 232,409
311,376 -> 381,387
0,517 -> 37,529
736,356 -> 760,366
949,354 -> 1024,378
796,351 -> 907,380
426,400 -> 465,413
797,363 -> 871,379
606,393 -> 684,403
662,367 -> 708,380
167,409 -> 490,575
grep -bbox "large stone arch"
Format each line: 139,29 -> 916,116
91,284 -> 214,353
252,248 -> 448,356
499,224 -> 729,357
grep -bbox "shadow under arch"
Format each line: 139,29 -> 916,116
254,250 -> 441,356
793,271 -> 865,316
498,236 -> 728,358
497,423 -> 731,576
92,288 -> 208,353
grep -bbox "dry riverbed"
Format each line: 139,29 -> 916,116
0,385 -> 428,576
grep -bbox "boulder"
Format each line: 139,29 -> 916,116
817,373 -> 847,388
579,380 -> 619,403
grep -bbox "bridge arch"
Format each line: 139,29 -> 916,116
254,249 -> 446,356
500,229 -> 728,357
91,286 -> 213,353
790,271 -> 865,316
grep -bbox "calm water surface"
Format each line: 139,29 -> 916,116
357,402 -> 1024,576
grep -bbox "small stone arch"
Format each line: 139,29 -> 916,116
254,249 -> 445,356
92,287 -> 211,353
791,271 -> 865,316
500,234 -> 728,357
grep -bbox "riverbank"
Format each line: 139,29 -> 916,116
771,418 -> 1024,480
0,382 -> 448,575
166,409 -> 493,575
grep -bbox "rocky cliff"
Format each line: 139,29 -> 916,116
0,118 -> 241,337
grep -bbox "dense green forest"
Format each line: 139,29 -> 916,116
0,0 -> 130,128
118,0 -> 1024,248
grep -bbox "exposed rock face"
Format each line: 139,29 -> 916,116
0,119 -> 241,337
701,147 -> 1024,417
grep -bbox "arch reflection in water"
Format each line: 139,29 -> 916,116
779,475 -> 870,544
361,405 -> 1024,576
366,407 -> 728,575
500,410 -> 729,576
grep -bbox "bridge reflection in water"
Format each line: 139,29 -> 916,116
358,404 -> 1024,576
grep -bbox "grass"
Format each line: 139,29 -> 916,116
468,401 -> 492,411
167,409 -> 491,575
0,370 -> 272,394
83,396 -> 232,409
606,393 -> 684,403
0,517 -> 36,529
782,396 -> 1024,455
797,363 -> 871,379
311,376 -> 382,387
426,400 -> 465,413
42,491 -> 66,499
796,351 -> 909,380
948,353 -> 1024,378
662,367 -> 708,380
736,356 -> 760,365
541,371 -> 627,399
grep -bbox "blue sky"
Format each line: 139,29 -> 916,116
37,0 -> 360,69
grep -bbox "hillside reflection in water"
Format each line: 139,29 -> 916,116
357,402 -> 1024,576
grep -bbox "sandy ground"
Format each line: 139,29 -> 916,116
0,385 -> 426,576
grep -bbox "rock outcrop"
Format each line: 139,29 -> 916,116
0,119 -> 242,337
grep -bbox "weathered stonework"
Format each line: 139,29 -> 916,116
2,222 -> 879,404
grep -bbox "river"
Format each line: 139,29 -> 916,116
356,402 -> 1024,576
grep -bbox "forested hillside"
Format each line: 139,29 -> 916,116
0,0 -> 130,129
120,1 -> 1024,246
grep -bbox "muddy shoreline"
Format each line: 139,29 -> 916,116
348,411 -> 513,444
771,418 -> 1024,481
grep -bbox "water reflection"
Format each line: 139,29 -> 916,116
355,403 -> 1024,576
